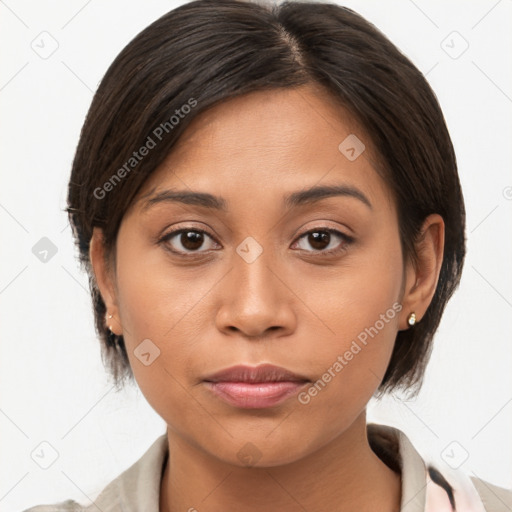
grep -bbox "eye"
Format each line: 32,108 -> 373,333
291,228 -> 353,256
158,226 -> 353,257
159,228 -> 219,255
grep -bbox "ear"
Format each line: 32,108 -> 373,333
89,227 -> 122,335
399,214 -> 445,331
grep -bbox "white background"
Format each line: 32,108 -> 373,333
1,0 -> 511,510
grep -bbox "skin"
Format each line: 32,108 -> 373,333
90,83 -> 444,512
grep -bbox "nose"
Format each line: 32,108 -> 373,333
215,244 -> 297,340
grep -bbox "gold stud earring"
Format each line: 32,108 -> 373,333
106,313 -> 113,332
407,312 -> 416,327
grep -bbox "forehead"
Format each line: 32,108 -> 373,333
134,83 -> 394,213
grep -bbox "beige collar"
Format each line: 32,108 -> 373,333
90,423 -> 429,511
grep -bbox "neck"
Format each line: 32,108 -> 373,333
160,412 -> 401,512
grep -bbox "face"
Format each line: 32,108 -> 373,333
95,83 -> 415,466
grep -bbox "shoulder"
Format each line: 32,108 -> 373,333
470,475 -> 512,512
425,464 -> 512,512
21,432 -> 168,512
21,499 -> 86,512
20,482 -> 120,512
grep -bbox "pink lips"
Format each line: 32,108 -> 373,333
203,364 -> 309,409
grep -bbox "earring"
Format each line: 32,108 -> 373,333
105,313 -> 119,347
407,312 -> 417,327
106,313 -> 113,332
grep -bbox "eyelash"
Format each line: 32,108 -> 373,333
158,226 -> 354,258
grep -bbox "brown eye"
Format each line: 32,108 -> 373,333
180,231 -> 205,250
293,228 -> 353,256
160,229 -> 219,254
307,231 -> 331,250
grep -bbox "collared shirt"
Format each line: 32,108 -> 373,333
22,423 -> 512,511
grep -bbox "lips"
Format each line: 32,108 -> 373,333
203,363 -> 309,384
203,364 -> 310,409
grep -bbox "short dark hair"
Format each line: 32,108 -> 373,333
66,0 -> 466,396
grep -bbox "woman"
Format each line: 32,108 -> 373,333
23,0 -> 512,510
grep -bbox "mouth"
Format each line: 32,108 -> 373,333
203,364 -> 310,409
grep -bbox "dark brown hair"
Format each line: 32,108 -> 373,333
66,0 -> 466,397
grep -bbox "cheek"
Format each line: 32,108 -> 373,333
114,260 -> 205,431
292,298 -> 401,451
294,238 -> 403,406
114,231 -> 216,345
112,235 -> 227,425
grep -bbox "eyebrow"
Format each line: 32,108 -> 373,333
139,183 -> 372,213
286,184 -> 372,210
